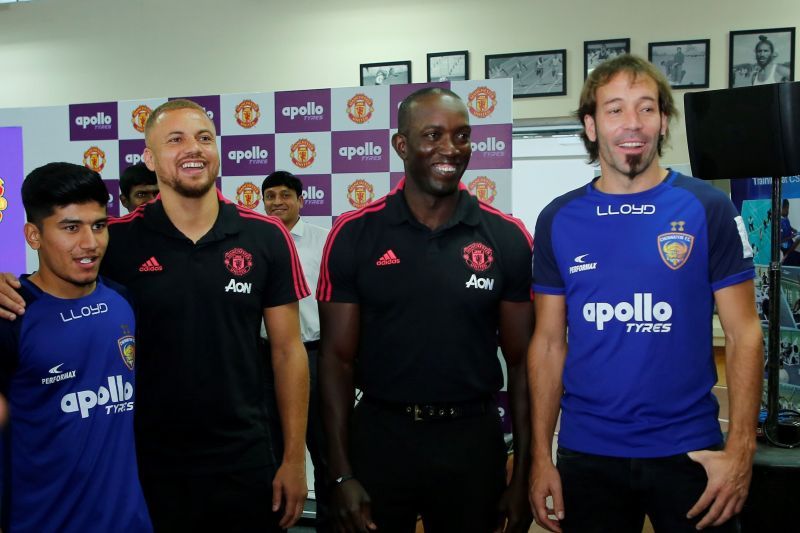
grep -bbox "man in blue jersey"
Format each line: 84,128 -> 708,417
528,54 -> 763,532
0,162 -> 151,533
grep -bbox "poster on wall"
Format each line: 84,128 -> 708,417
0,127 -> 26,275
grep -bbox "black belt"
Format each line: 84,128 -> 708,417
304,340 -> 320,351
362,395 -> 493,422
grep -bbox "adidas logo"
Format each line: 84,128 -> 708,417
139,257 -> 164,272
376,249 -> 400,266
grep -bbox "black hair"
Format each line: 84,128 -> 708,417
397,87 -> 464,134
22,162 -> 108,226
120,162 -> 157,198
756,35 -> 775,55
261,170 -> 303,197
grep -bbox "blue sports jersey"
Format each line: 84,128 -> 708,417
0,276 -> 151,533
533,171 -> 754,457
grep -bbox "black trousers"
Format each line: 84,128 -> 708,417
556,446 -> 740,533
350,399 -> 507,533
138,465 -> 283,532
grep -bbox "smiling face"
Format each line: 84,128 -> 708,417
143,107 -> 219,199
583,72 -> 667,184
25,202 -> 108,299
263,185 -> 303,228
392,93 -> 471,198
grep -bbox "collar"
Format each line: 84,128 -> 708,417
290,217 -> 305,238
143,189 -> 243,243
383,177 -> 481,230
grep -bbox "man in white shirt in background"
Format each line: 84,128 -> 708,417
261,170 -> 330,531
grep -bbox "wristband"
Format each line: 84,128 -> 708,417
330,474 -> 355,488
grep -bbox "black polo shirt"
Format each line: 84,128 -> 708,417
318,180 -> 532,403
103,191 -> 309,474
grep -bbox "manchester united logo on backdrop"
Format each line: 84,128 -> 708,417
131,105 -> 152,133
290,139 -> 316,168
467,176 -> 497,204
235,99 -> 260,129
83,146 -> 106,172
658,220 -> 694,270
347,93 -> 374,124
0,177 -> 7,223
463,242 -> 494,272
236,182 -> 261,210
224,248 -> 254,276
467,86 -> 497,119
347,179 -> 374,209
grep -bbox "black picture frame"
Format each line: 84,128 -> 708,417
729,27 -> 795,88
485,50 -> 566,98
584,38 -> 630,79
648,39 -> 710,89
427,50 -> 469,82
359,61 -> 411,86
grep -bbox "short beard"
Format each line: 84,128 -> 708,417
625,154 -> 643,180
172,178 -> 216,199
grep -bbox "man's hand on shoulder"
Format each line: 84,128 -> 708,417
0,273 -> 24,320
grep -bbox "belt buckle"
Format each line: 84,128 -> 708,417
412,404 -> 423,422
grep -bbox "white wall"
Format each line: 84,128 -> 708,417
1,0 -> 798,166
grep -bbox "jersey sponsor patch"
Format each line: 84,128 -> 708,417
658,221 -> 694,270
465,273 -> 495,290
139,256 -> 164,272
462,242 -> 494,272
376,249 -> 400,266
569,253 -> 597,274
224,247 -> 254,276
118,334 -> 135,371
42,364 -> 77,385
734,215 -> 754,259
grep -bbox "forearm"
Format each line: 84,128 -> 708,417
507,361 -> 531,483
724,320 -> 763,456
320,350 -> 356,478
529,338 -> 565,464
272,340 -> 310,464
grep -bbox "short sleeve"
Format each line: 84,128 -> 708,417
707,194 -> 755,292
532,202 -> 566,295
316,220 -> 359,303
500,220 -> 534,302
262,222 -> 311,308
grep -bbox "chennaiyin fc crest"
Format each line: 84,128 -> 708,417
658,220 -> 694,270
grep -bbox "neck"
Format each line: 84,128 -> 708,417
160,187 -> 220,243
29,271 -> 96,299
285,216 -> 300,232
595,164 -> 669,195
403,186 -> 460,230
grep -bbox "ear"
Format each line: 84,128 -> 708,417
660,113 -> 668,137
24,222 -> 41,250
297,192 -> 305,210
119,195 -> 131,210
142,148 -> 156,173
391,132 -> 407,161
583,114 -> 597,143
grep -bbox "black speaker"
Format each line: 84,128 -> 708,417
684,82 -> 800,180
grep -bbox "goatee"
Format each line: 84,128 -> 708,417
625,154 -> 643,180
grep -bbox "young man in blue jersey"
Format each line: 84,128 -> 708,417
0,162 -> 151,533
528,54 -> 763,532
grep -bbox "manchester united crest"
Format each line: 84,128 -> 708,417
658,220 -> 694,270
0,177 -> 7,223
117,329 -> 135,371
235,99 -> 260,129
467,86 -> 497,119
131,105 -> 152,133
83,146 -> 106,173
224,247 -> 254,276
347,93 -> 374,124
347,179 -> 374,209
463,242 -> 494,272
290,138 -> 316,169
467,176 -> 497,204
236,182 -> 261,210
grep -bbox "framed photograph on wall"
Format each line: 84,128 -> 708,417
485,50 -> 566,98
648,39 -> 710,89
584,38 -> 630,79
427,50 -> 469,82
360,61 -> 411,86
729,27 -> 795,88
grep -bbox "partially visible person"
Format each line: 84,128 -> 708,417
119,162 -> 158,212
779,198 -> 800,265
261,170 -> 331,531
529,54 -> 762,533
0,162 -> 151,533
752,35 -> 790,85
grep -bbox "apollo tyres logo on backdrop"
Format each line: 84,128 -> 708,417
389,82 -> 448,129
168,95 -> 221,134
221,134 -> 275,176
468,124 -> 512,170
118,139 -> 147,176
298,174 -> 332,216
332,130 -> 389,173
275,89 -> 331,133
69,102 -> 118,141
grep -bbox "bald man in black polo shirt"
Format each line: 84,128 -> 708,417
318,88 -> 533,533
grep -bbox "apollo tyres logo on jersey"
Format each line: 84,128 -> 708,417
69,102 -> 118,141
275,89 -> 331,132
468,124 -> 512,169
347,93 -> 374,124
83,146 -> 107,173
658,221 -> 695,270
131,105 -> 152,133
235,99 -> 260,128
583,293 -> 673,333
222,134 -> 275,176
61,376 -> 134,418
332,130 -> 389,173
467,86 -> 497,119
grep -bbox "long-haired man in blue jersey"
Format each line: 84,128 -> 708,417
528,55 -> 763,532
0,162 -> 151,533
